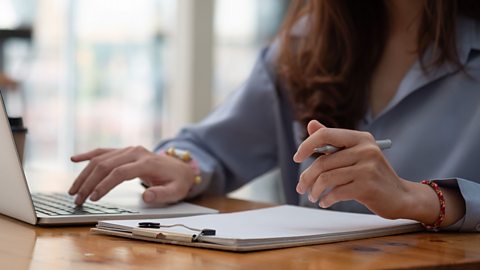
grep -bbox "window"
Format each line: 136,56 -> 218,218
214,0 -> 289,104
1,0 -> 176,173
1,0 -> 288,182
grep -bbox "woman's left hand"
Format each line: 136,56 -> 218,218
293,120 -> 412,220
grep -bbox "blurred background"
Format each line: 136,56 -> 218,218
0,0 -> 290,203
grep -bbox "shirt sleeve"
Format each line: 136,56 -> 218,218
154,44 -> 283,198
433,178 -> 480,232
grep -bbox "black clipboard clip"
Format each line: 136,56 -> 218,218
138,222 -> 216,241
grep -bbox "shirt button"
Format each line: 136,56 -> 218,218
475,223 -> 480,232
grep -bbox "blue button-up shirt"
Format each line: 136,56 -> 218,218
157,16 -> 480,232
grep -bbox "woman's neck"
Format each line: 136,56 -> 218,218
385,0 -> 425,36
369,1 -> 426,117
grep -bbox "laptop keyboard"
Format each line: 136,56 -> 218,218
32,193 -> 139,216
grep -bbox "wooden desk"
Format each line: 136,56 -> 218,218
1,196 -> 479,270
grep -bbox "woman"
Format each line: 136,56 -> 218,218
69,0 -> 480,231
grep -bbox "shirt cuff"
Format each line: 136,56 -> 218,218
433,178 -> 480,232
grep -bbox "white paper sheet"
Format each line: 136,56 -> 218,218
97,205 -> 421,246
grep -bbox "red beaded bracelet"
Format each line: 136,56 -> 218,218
420,180 -> 446,231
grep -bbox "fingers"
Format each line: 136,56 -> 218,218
90,154 -> 179,202
69,164 -> 94,196
293,124 -> 401,217
307,120 -> 325,136
294,128 -> 375,163
308,166 -> 354,203
89,161 -> 148,201
71,148 -> 115,162
143,183 -> 186,204
69,145 -> 193,206
73,148 -> 138,205
319,182 -> 357,208
296,149 -> 358,194
141,161 -> 192,204
69,148 -> 126,196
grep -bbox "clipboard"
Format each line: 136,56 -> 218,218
91,205 -> 423,252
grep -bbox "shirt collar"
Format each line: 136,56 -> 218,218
366,16 -> 480,124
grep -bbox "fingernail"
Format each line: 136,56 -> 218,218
89,191 -> 98,201
74,195 -> 83,205
319,201 -> 327,208
143,190 -> 155,202
296,184 -> 304,194
308,194 -> 316,203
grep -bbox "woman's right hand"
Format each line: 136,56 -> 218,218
68,146 -> 196,205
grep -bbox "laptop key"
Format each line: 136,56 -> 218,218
35,209 -> 58,216
33,202 -> 72,215
32,192 -> 139,215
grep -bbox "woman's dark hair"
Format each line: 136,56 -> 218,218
278,0 -> 480,130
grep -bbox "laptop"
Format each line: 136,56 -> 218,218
0,93 -> 217,225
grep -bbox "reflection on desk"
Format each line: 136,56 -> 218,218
0,197 -> 480,270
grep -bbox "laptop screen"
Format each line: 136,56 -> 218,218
0,92 -> 37,224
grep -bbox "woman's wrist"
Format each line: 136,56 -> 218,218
401,180 -> 466,228
164,147 -> 202,189
399,180 -> 441,225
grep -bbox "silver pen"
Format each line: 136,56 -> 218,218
313,139 -> 392,155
